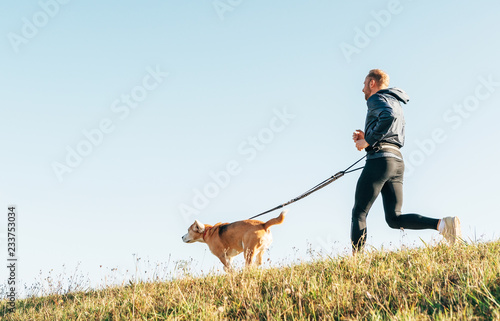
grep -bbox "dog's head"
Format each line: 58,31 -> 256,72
182,220 -> 206,243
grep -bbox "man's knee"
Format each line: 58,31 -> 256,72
386,216 -> 401,229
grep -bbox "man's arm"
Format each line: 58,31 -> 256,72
352,129 -> 364,142
364,110 -> 395,146
355,139 -> 369,151
353,130 -> 369,151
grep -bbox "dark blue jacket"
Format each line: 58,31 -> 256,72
364,88 -> 409,148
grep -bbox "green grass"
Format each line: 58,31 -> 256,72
1,241 -> 500,320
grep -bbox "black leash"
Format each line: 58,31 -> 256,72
249,154 -> 367,220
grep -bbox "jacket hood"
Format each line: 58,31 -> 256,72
377,88 -> 409,104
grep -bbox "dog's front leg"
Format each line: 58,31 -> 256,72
218,254 -> 234,273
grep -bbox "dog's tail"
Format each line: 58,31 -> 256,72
263,210 -> 288,231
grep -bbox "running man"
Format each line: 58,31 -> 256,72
351,69 -> 461,252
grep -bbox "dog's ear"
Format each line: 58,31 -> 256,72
194,220 -> 205,233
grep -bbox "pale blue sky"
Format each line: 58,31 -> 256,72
1,1 -> 499,295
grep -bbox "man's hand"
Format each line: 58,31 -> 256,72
353,130 -> 369,151
352,130 -> 365,142
355,139 -> 369,151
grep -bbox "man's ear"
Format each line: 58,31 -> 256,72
369,78 -> 376,89
194,220 -> 205,233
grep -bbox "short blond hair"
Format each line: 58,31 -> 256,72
367,69 -> 390,88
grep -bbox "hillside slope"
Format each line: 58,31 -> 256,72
1,241 -> 500,320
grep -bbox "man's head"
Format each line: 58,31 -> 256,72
362,69 -> 390,100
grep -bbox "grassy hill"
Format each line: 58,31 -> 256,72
1,241 -> 499,320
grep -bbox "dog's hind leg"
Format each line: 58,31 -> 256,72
244,246 -> 257,267
256,250 -> 264,266
255,232 -> 272,266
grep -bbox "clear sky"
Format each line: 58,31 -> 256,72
1,0 -> 499,296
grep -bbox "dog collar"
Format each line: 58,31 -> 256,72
203,227 -> 211,241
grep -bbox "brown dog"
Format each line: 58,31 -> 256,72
182,210 -> 287,271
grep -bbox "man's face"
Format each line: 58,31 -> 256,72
362,77 -> 374,101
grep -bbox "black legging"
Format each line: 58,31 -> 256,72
351,156 -> 439,251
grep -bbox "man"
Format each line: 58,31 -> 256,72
351,69 -> 461,252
